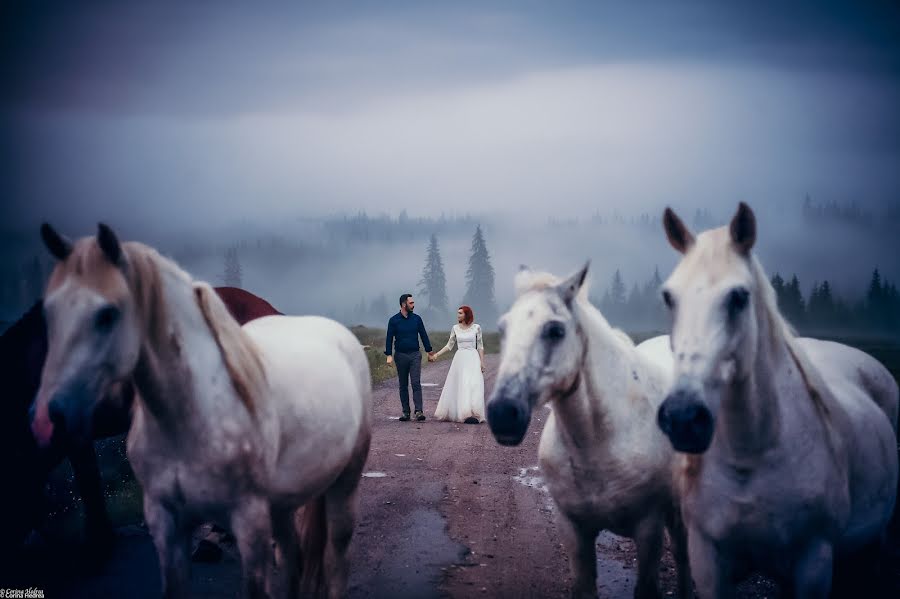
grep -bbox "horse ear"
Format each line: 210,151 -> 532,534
663,207 -> 694,254
559,261 -> 590,306
729,202 -> 756,255
97,223 -> 123,265
40,223 -> 73,261
518,264 -> 531,272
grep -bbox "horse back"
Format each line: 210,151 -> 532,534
798,338 -> 899,433
241,315 -> 371,499
241,315 -> 371,421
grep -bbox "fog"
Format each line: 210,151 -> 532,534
1,1 -> 898,329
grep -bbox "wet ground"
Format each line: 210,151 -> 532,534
3,353 -> 898,597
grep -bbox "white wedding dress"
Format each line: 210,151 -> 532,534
434,323 -> 486,423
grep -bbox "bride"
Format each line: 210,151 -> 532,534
429,305 -> 486,424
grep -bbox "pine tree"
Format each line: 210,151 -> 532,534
418,234 -> 448,312
610,269 -> 626,305
866,269 -> 884,325
641,266 -> 666,329
462,225 -> 498,327
770,273 -> 786,308
223,246 -> 243,288
626,283 -> 642,325
808,280 -> 835,328
603,269 -> 627,324
782,274 -> 805,325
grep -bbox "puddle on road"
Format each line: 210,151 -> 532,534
595,531 -> 636,598
349,482 -> 467,599
512,466 -> 637,598
362,471 -> 387,478
513,466 -> 548,493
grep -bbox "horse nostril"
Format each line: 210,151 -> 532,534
495,401 -> 520,423
692,404 -> 713,429
657,403 -> 671,434
48,400 -> 65,426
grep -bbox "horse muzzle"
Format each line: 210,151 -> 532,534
657,388 -> 715,454
30,389 -> 93,449
487,385 -> 532,446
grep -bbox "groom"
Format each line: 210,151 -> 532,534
385,293 -> 434,422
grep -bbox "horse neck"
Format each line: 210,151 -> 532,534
551,301 -> 635,454
131,265 -> 235,436
718,301 -> 790,458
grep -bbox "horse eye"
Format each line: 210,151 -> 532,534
497,319 -> 507,336
543,321 -> 566,341
661,290 -> 675,310
726,287 -> 750,317
95,305 -> 120,331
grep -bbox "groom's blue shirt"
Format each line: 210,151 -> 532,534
385,311 -> 433,355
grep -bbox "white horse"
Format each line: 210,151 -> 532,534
30,224 -> 372,599
486,263 -> 691,599
657,203 -> 899,598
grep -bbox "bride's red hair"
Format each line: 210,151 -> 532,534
459,305 -> 474,325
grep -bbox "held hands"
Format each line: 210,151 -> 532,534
427,352 -> 437,363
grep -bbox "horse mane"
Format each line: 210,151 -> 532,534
124,243 -> 266,415
749,255 -> 833,421
514,268 -> 635,347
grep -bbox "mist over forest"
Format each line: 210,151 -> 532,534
2,194 -> 898,336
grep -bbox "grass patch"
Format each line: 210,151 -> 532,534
349,326 -> 500,385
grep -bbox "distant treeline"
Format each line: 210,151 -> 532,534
769,270 -> 900,335
588,266 -> 900,337
1,199 -> 897,334
321,211 -> 480,245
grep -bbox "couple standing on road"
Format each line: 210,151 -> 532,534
385,293 -> 486,424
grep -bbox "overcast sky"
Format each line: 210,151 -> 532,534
2,1 -> 899,233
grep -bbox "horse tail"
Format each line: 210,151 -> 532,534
298,495 -> 328,594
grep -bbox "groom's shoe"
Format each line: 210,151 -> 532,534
415,411 -> 426,422
399,412 -> 411,422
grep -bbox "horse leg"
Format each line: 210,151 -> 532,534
270,505 -> 300,599
792,539 -> 833,599
231,495 -> 274,599
144,496 -> 193,599
633,516 -> 664,599
665,508 -> 693,599
557,513 -> 599,599
687,527 -> 733,599
68,441 -> 115,558
322,434 -> 370,599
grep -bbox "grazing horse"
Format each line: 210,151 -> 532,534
486,263 -> 691,599
0,287 -> 281,560
657,203 -> 899,598
30,224 -> 371,599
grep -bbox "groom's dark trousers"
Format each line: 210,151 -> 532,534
395,351 -> 423,414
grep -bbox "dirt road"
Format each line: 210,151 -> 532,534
12,354 -> 777,598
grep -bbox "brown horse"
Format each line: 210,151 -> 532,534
0,286 -> 281,561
